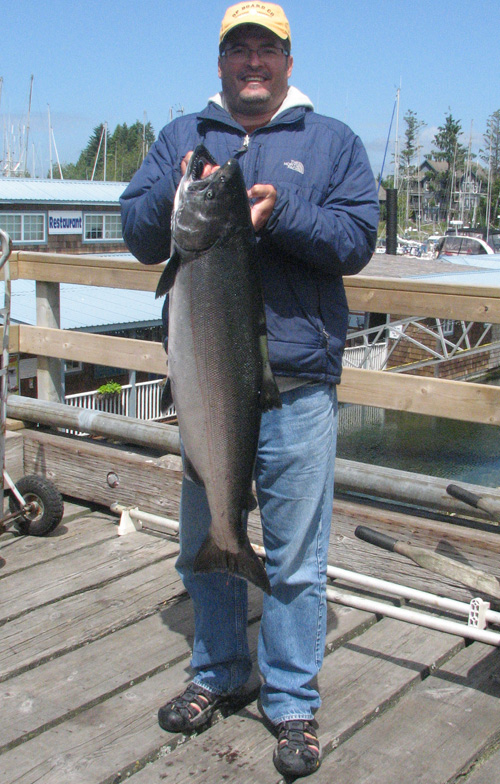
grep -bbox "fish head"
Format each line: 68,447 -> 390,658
172,145 -> 252,253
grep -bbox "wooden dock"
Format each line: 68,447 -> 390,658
2,477 -> 500,784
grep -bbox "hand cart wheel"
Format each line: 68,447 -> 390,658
0,229 -> 64,537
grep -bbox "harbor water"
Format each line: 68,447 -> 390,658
337,378 -> 500,490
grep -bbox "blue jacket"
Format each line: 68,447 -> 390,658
120,89 -> 379,384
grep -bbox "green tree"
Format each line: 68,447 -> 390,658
426,112 -> 467,211
50,120 -> 156,181
480,110 -> 500,182
400,109 -> 426,177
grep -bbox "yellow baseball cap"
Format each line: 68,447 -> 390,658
220,2 -> 291,45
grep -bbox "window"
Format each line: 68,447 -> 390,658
64,360 -> 83,374
440,319 -> 455,336
0,213 -> 45,243
84,213 -> 122,242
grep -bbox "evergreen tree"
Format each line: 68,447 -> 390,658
51,120 -> 156,181
400,110 -> 426,177
426,112 -> 467,209
480,110 -> 500,182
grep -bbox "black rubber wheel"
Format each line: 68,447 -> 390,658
9,475 -> 64,536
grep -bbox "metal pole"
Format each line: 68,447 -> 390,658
112,505 -> 500,647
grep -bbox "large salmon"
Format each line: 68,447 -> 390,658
156,145 -> 281,594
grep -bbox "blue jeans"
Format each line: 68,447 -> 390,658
175,383 -> 338,725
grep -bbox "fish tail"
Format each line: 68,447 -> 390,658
193,535 -> 271,595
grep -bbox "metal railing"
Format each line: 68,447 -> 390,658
65,379 -> 175,434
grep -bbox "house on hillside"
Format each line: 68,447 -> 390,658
403,160 -> 488,224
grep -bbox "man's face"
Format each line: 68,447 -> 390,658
218,26 -> 293,119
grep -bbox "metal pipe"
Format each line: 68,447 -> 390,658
7,395 -> 180,454
326,587 -> 500,646
327,565 -> 500,626
111,505 -> 500,645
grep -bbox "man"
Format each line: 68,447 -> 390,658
120,3 -> 379,777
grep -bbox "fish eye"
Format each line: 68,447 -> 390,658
206,190 -> 214,199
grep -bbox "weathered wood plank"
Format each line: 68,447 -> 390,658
318,642 -> 500,783
22,430 -> 183,518
15,325 -> 500,422
0,586 -> 267,751
0,604 -> 374,783
14,250 -> 500,323
0,504 -> 111,577
461,746 -> 500,783
328,497 -> 500,604
0,531 -> 178,622
116,619 -> 463,784
19,324 -> 166,374
0,554 -> 183,680
338,368 -> 500,425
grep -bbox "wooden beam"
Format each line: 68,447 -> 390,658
12,253 -> 500,323
18,325 -> 166,374
339,367 -> 500,425
0,324 -> 19,353
16,325 -> 500,425
15,251 -> 163,291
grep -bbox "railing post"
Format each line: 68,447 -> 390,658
36,280 -> 63,402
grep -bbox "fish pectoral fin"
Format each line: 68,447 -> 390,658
193,534 -> 271,595
258,332 -> 282,412
160,377 -> 174,412
183,455 -> 205,486
155,249 -> 182,298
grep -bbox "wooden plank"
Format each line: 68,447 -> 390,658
328,496 -> 500,603
318,642 -> 500,783
339,367 -> 500,425
4,430 -> 23,483
0,504 -> 111,577
14,252 -> 163,292
0,554 -> 183,680
0,603 -> 373,783
117,619 -> 463,784
461,746 -> 500,783
0,586 -> 267,751
345,279 -> 500,323
14,251 -> 500,323
18,325 -> 166,374
22,430 -> 183,518
0,531 -> 178,622
15,326 -> 500,423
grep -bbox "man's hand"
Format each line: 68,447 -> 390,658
181,151 -> 219,178
247,184 -> 277,232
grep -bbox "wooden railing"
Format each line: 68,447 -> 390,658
6,249 -> 500,427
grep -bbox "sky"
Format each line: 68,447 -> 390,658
1,0 -> 498,180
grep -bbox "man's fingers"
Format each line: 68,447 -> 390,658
248,184 -> 277,231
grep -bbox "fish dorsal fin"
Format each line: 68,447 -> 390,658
155,249 -> 182,298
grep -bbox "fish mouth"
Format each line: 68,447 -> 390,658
187,145 -> 218,181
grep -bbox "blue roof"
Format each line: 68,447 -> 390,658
1,279 -> 162,331
0,178 -> 128,205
